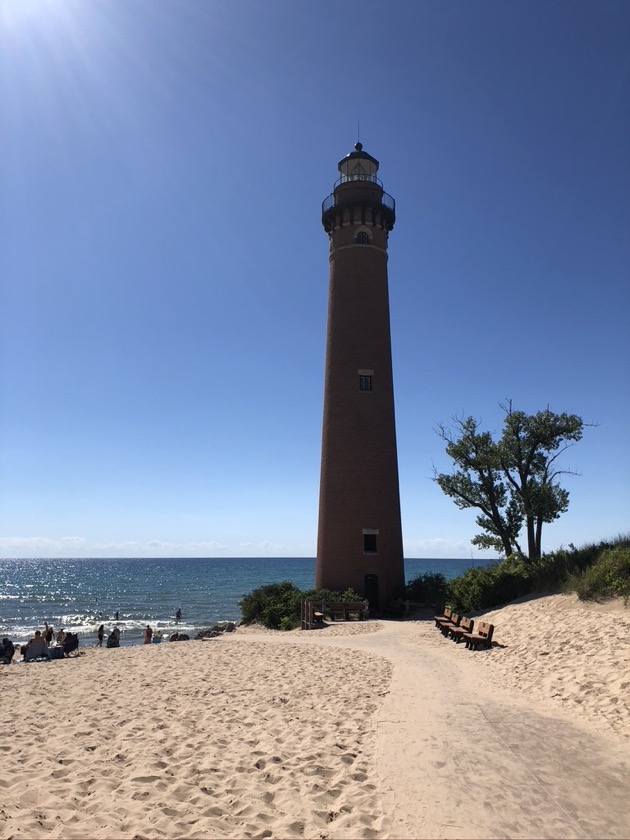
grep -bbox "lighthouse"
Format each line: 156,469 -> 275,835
315,143 -> 405,610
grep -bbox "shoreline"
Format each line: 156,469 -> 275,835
0,555 -> 489,645
7,620 -> 239,651
2,593 -> 629,838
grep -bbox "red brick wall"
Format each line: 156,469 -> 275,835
316,179 -> 405,608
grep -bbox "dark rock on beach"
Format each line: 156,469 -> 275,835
195,621 -> 238,640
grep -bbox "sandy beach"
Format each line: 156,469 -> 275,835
2,593 -> 629,839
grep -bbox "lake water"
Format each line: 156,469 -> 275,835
0,556 -> 490,645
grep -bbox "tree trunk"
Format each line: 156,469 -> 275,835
526,516 -> 538,560
534,517 -> 543,560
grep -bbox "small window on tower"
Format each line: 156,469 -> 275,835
359,374 -> 373,392
356,232 -> 369,244
363,534 -> 377,554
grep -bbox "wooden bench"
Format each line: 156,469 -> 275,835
325,602 -> 368,621
462,621 -> 494,650
301,600 -> 369,628
449,616 -> 474,643
434,607 -> 452,629
383,602 -> 405,618
439,612 -> 461,636
301,600 -> 322,630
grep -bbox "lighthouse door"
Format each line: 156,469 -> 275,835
364,574 -> 378,610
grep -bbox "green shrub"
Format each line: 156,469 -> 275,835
300,587 -> 345,606
404,572 -> 449,609
529,550 -> 573,591
340,587 -> 363,602
532,535 -> 630,594
239,583 -> 365,630
447,565 -> 497,613
239,580 -> 301,629
572,546 -> 630,604
240,537 -> 630,628
447,554 -> 533,613
565,535 -> 629,577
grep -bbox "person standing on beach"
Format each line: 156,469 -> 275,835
96,624 -> 104,647
144,625 -> 153,645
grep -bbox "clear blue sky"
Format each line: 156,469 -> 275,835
1,0 -> 628,560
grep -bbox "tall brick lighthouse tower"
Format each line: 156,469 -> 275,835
316,143 -> 405,610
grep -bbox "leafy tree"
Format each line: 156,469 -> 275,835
433,402 -> 585,560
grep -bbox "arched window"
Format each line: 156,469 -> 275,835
356,232 -> 369,245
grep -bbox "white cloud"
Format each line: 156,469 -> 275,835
0,536 -> 58,553
146,540 -> 228,552
403,537 -> 481,558
0,534 -> 501,560
238,541 -> 287,554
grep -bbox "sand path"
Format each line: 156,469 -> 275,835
226,619 -> 630,840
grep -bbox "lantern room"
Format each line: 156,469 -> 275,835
337,142 -> 380,184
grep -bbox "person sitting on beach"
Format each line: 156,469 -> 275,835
24,631 -> 51,661
0,638 -> 15,664
106,627 -> 120,648
62,632 -> 79,656
144,625 -> 153,645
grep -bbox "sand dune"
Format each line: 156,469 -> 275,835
465,592 -> 630,742
1,593 -> 628,839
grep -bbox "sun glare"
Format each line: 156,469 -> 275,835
1,0 -> 72,36
1,0 -> 145,165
